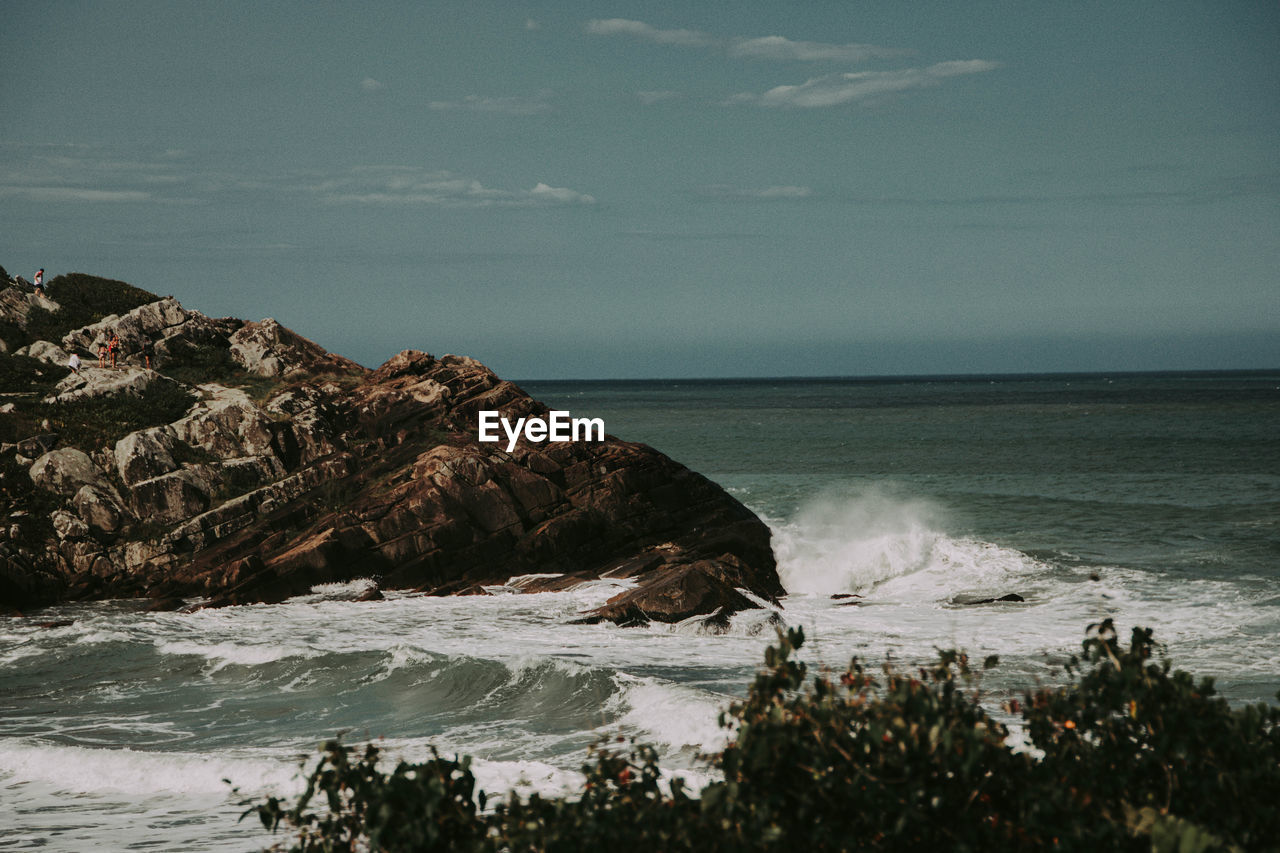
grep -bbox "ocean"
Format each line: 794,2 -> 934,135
2,371 -> 1278,851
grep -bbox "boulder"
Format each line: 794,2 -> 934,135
51,510 -> 90,540
73,485 -> 129,535
574,562 -> 762,626
114,427 -> 181,487
29,448 -> 111,496
15,340 -> 72,366
128,468 -> 217,525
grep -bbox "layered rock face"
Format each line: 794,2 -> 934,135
1,281 -> 780,625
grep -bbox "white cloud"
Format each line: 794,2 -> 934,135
529,182 -> 597,205
361,77 -> 385,92
730,60 -> 999,108
584,18 -> 712,47
314,167 -> 595,207
728,36 -> 906,63
698,185 -> 814,201
525,18 -> 540,31
428,92 -> 553,115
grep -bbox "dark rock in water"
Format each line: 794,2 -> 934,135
953,593 -> 1026,605
145,596 -> 186,612
0,283 -> 779,626
830,593 -> 863,600
574,560 -> 767,626
34,619 -> 74,629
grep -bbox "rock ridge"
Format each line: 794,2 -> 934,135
0,271 -> 780,625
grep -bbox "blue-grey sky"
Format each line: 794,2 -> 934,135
3,1 -> 1277,378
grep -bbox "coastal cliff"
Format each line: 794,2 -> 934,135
0,270 -> 780,624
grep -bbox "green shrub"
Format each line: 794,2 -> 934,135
38,381 -> 197,452
247,621 -> 1279,852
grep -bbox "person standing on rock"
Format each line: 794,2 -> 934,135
108,333 -> 120,368
98,340 -> 108,368
33,269 -> 44,294
68,352 -> 81,374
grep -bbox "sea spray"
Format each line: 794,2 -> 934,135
773,484 -> 946,594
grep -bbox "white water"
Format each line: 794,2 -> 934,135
2,489 -> 1278,851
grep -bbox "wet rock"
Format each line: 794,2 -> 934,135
953,592 -> 1026,605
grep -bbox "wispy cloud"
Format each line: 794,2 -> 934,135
0,186 -> 152,203
728,60 -> 999,108
361,77 -> 385,92
697,184 -> 814,201
585,18 -> 712,47
0,145 -> 597,211
0,149 -> 198,203
585,18 -> 904,63
428,91 -> 554,115
727,36 -> 908,63
312,166 -> 595,207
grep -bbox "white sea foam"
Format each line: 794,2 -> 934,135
609,677 -> 731,754
154,638 -> 318,670
0,741 -> 302,796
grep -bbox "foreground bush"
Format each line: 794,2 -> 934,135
249,620 -> 1280,851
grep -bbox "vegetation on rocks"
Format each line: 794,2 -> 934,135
0,273 -> 157,349
249,619 -> 1280,852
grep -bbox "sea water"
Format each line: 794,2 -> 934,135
2,371 -> 1277,851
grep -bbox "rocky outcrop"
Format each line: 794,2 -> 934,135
2,282 -> 779,625
0,287 -> 59,331
229,318 -> 362,378
43,366 -> 182,404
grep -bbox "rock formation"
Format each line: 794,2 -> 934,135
0,270 -> 780,625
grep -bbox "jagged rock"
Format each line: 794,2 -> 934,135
114,427 -> 181,486
2,284 -> 780,622
172,385 -> 279,461
229,318 -> 358,377
29,448 -> 111,496
0,286 -> 59,331
60,297 -> 189,356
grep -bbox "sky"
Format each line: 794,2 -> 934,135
2,1 -> 1278,379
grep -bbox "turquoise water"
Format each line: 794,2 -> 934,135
2,370 -> 1277,851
